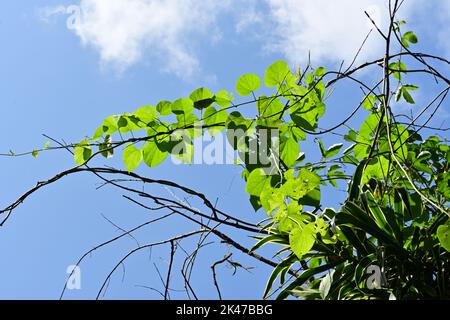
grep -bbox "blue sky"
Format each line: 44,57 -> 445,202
0,0 -> 448,299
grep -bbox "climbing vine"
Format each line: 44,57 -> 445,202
1,0 -> 449,299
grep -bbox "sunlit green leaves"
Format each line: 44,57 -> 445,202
142,139 -> 168,167
290,101 -> 326,132
215,90 -> 234,108
246,168 -> 271,197
133,106 -> 157,125
156,101 -> 172,116
280,137 -> 300,167
264,61 -> 291,87
117,114 -> 141,134
362,94 -> 377,111
389,61 -> 407,80
203,106 -> 228,136
362,156 -> 390,184
379,124 -> 410,161
190,87 -> 215,110
123,144 -> 143,172
290,224 -> 316,259
402,31 -> 418,48
396,84 -> 418,104
260,187 -> 285,214
74,139 -> 92,165
257,96 -> 284,118
283,169 -> 321,201
99,135 -> 114,158
314,67 -> 326,77
354,113 -> 381,159
103,116 -> 119,134
236,74 -> 261,96
171,98 -> 194,115
317,139 -> 343,159
77,57 -> 450,301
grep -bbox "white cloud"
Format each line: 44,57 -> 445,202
46,0 -> 229,79
261,0 -> 450,68
264,0 -> 397,67
40,0 -> 449,78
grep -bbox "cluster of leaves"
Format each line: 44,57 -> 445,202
70,21 -> 449,299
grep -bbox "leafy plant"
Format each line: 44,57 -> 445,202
1,0 -> 448,300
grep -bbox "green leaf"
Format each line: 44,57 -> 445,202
437,223 -> 450,253
215,90 -> 233,108
364,191 -> 392,235
32,150 -> 39,158
171,98 -> 194,115
289,224 -> 316,259
123,144 -> 143,172
314,67 -> 326,77
318,140 -> 343,159
260,187 -> 285,214
402,88 -> 415,104
298,188 -> 321,208
246,168 -> 271,197
133,106 -> 157,124
305,73 -> 314,86
102,116 -> 119,135
99,135 -> 114,158
344,129 -> 357,142
318,139 -> 326,158
389,61 -> 407,80
236,74 -> 261,96
403,84 -> 419,91
117,115 -> 131,133
190,87 -> 215,110
354,113 -> 380,159
250,195 -> 262,211
283,169 -> 321,201
362,94 -> 377,111
277,263 -> 339,300
251,234 -> 288,252
92,126 -> 104,141
321,141 -> 344,159
142,139 -> 168,167
290,101 -> 326,132
190,87 -> 213,102
257,96 -> 284,118
264,61 -> 291,87
156,101 -> 172,116
402,31 -> 418,48
203,106 -> 228,136
74,139 -> 92,166
339,201 -> 400,247
348,159 -> 370,201
280,137 -> 300,167
362,156 -> 390,184
263,255 -> 297,299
